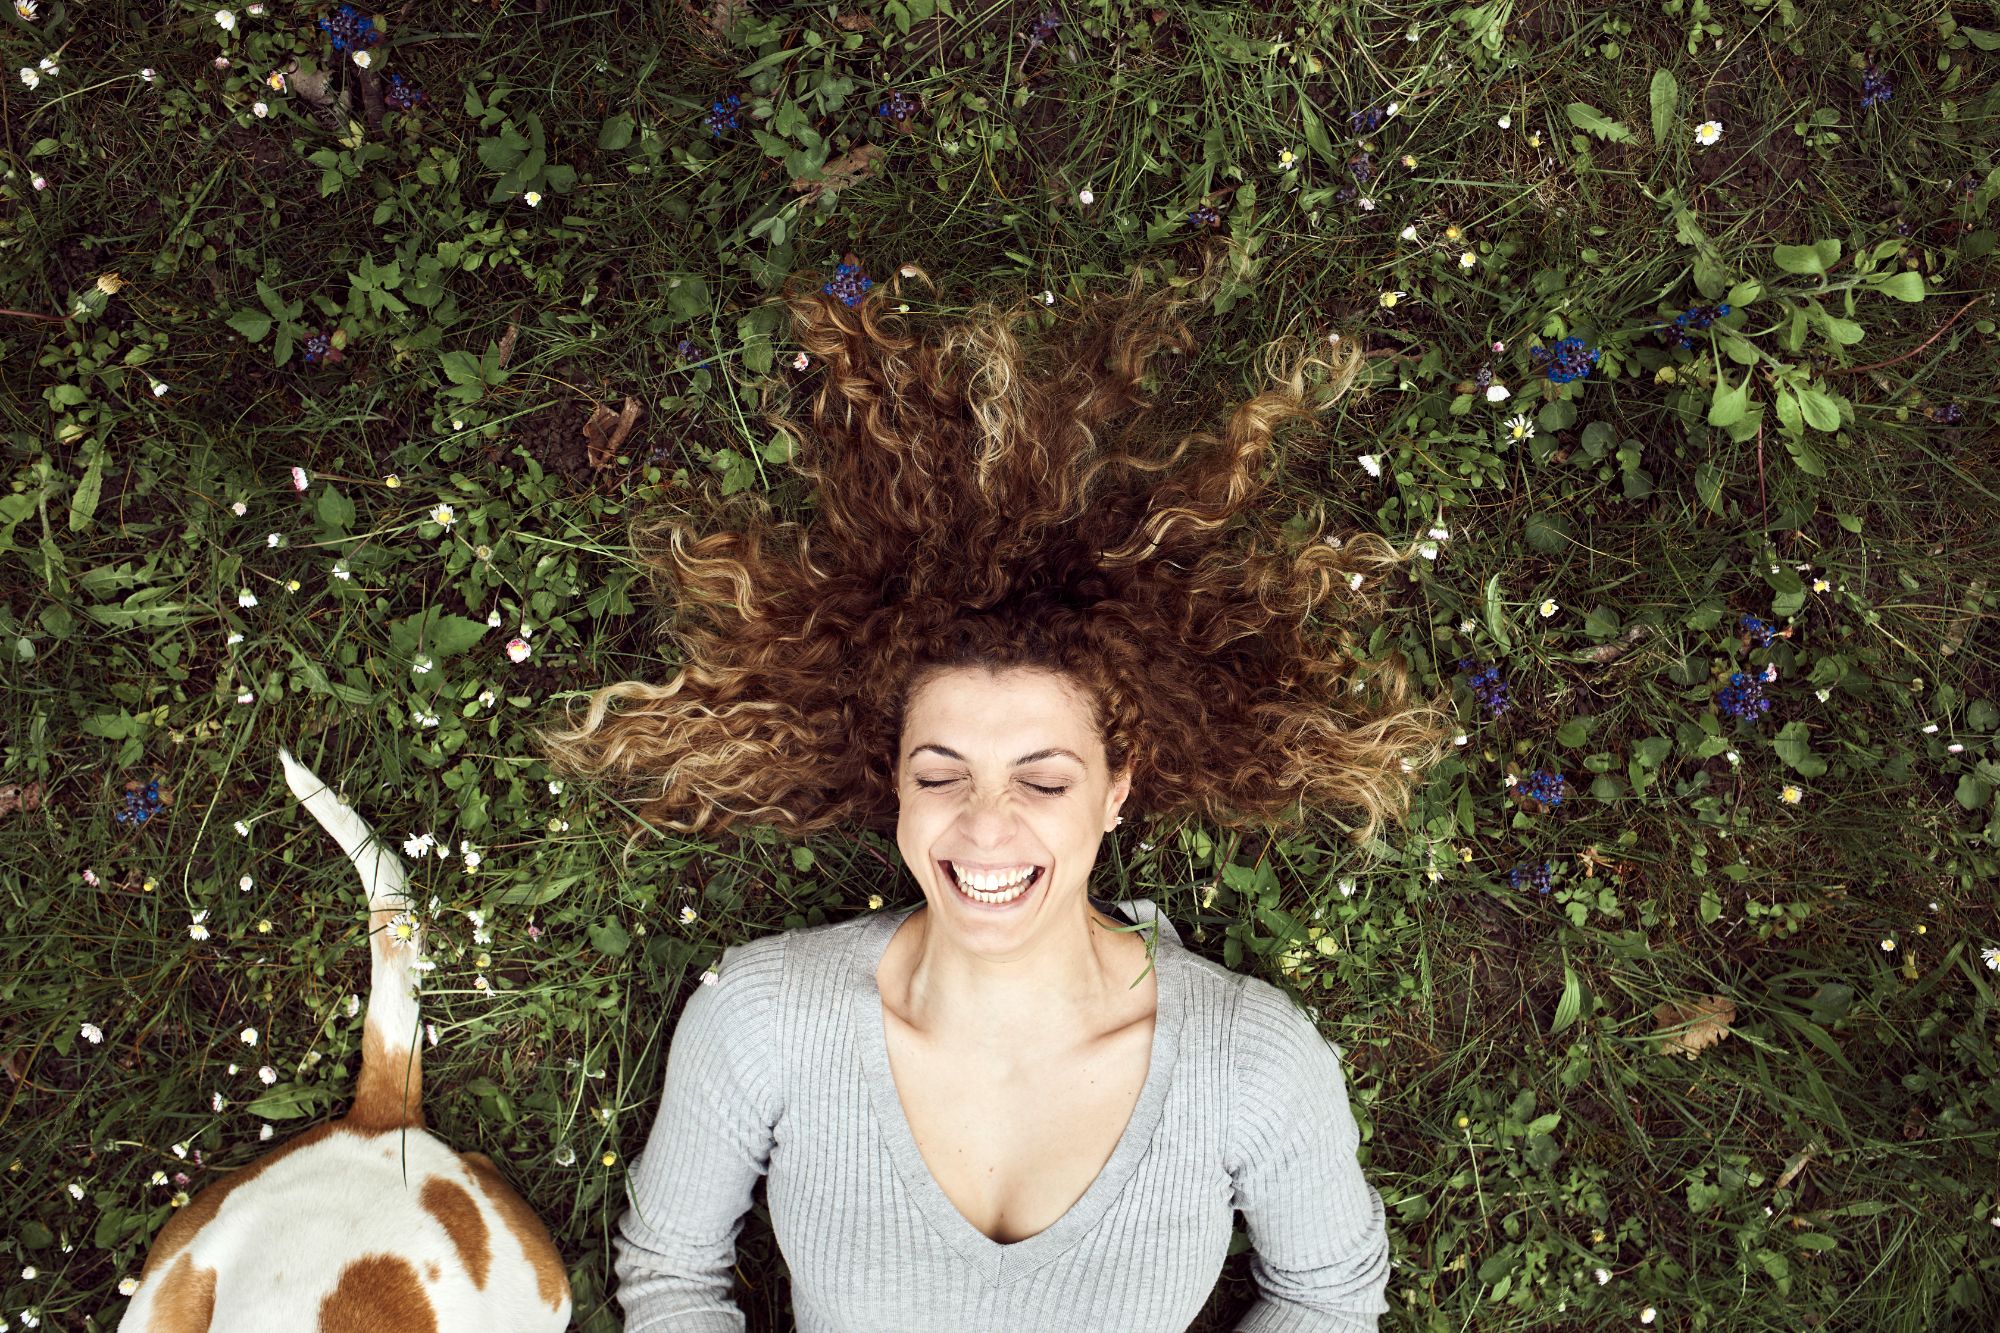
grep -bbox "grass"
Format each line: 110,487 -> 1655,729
3,0 -> 1999,1330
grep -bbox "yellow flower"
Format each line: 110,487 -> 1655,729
383,474 -> 401,488
600,1151 -> 617,1166
1379,290 -> 1408,309
1443,224 -> 1462,242
1779,784 -> 1803,804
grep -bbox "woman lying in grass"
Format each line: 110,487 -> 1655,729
531,240 -> 1455,1333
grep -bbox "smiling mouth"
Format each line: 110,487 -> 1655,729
938,861 -> 1045,896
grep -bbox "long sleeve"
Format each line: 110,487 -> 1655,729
1224,977 -> 1390,1333
614,937 -> 787,1333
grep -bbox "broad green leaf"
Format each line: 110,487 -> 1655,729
1773,720 -> 1827,777
1564,102 -> 1633,142
1772,239 -> 1840,276
1707,371 -> 1749,427
1649,69 -> 1678,145
598,112 -> 635,151
69,449 -> 105,532
227,309 -> 273,342
1877,270 -> 1927,302
1797,387 -> 1843,431
1550,962 -> 1582,1034
1483,574 -> 1512,651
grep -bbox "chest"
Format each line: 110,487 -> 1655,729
881,1005 -> 1156,1246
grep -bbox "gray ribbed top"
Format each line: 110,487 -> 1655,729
613,898 -> 1388,1332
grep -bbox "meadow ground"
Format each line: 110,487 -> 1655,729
2,1 -> 1998,1330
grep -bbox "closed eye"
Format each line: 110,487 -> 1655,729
915,779 -> 1069,796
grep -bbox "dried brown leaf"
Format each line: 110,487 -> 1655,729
0,780 -> 44,820
790,142 -> 885,206
1653,994 -> 1736,1059
583,395 -> 644,469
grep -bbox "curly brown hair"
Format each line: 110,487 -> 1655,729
531,242 -> 1458,869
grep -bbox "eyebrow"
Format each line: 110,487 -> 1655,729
909,744 -> 1086,768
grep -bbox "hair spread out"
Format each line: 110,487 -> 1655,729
531,241 -> 1458,867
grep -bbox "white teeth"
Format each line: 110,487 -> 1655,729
951,864 -> 1033,891
949,863 -> 1037,900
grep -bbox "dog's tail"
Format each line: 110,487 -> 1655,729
278,745 -> 426,1131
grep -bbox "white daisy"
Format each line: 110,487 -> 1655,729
1694,120 -> 1722,146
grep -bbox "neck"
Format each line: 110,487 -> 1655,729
897,896 -> 1146,1056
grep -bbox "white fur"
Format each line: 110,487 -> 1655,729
120,747 -> 571,1332
122,1129 -> 568,1333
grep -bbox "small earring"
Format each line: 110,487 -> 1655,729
1114,816 -> 1125,828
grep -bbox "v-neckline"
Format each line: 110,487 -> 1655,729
849,897 -> 1187,1287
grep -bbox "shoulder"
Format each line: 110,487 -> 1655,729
706,909 -> 877,1000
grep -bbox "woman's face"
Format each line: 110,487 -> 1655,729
894,666 -> 1129,924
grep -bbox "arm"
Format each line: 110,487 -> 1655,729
615,940 -> 785,1333
1226,979 -> 1390,1333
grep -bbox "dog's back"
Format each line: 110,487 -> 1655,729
120,748 -> 571,1333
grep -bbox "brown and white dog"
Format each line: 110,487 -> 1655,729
120,746 -> 572,1333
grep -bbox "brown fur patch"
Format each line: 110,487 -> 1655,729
426,1262 -> 440,1282
419,1175 -> 490,1289
346,1021 -> 424,1132
141,1121 -> 346,1279
460,1153 -> 570,1311
146,1251 -> 217,1333
318,1253 -> 437,1333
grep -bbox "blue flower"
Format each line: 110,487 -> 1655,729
1658,301 -> 1731,352
1506,860 -> 1554,894
1716,671 -> 1772,721
1455,657 -> 1511,719
1739,613 -> 1776,649
1527,337 -> 1601,385
823,261 -> 873,308
876,90 -> 917,124
383,71 -> 426,114
115,779 -> 165,827
1521,769 -> 1568,808
317,4 -> 383,53
1860,61 -> 1894,110
705,93 -> 743,138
